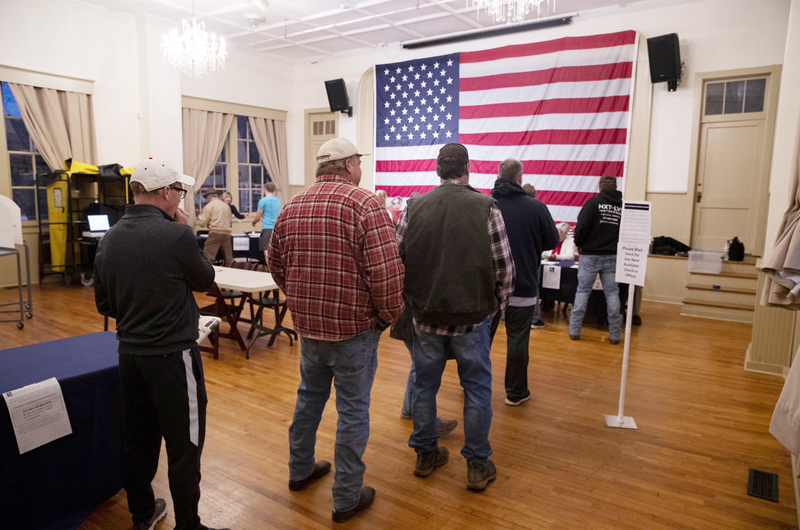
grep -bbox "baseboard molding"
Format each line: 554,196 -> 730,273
744,344 -> 789,377
793,455 -> 800,529
681,304 -> 754,324
642,295 -> 684,305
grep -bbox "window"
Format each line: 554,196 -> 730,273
193,145 -> 228,213
2,82 -> 51,221
705,78 -> 766,116
236,116 -> 270,213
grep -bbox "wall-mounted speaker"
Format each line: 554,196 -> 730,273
325,79 -> 353,117
647,33 -> 681,91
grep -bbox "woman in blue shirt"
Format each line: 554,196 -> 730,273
251,181 -> 281,265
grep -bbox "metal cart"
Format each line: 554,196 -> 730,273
0,242 -> 33,329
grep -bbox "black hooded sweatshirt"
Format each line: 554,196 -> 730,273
574,189 -> 623,255
491,178 -> 559,298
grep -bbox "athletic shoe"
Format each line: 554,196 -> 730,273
632,315 -> 642,326
467,459 -> 497,491
400,409 -> 412,420
530,320 -> 546,329
414,447 -> 449,477
332,486 -> 376,523
569,334 -> 580,341
504,395 -> 531,406
610,338 -> 620,345
289,461 -> 331,491
133,499 -> 167,530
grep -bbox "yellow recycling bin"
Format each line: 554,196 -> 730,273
46,177 -> 69,272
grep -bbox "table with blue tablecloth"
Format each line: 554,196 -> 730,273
538,260 -> 629,323
0,332 -> 122,530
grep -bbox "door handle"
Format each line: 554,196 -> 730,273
696,191 -> 702,203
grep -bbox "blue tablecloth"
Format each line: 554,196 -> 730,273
196,234 -> 264,263
0,332 -> 122,530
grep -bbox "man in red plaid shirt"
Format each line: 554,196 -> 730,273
267,138 -> 404,524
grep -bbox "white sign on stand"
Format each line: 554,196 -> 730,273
605,201 -> 651,431
542,264 -> 561,289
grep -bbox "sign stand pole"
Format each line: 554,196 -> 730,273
605,285 -> 638,429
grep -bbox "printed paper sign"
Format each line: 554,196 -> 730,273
615,201 -> 652,287
233,237 -> 249,251
3,378 -> 73,454
542,265 -> 561,289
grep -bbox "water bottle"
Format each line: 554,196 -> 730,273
723,241 -> 730,261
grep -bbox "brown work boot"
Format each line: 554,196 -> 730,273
289,460 -> 331,491
467,459 -> 497,491
414,447 -> 449,477
332,486 -> 376,523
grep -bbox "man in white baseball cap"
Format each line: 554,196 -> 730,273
314,138 -> 369,186
94,157 -> 229,530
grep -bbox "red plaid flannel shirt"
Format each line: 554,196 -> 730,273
267,174 -> 405,341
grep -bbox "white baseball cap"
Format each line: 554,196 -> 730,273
316,138 -> 369,165
130,157 -> 195,191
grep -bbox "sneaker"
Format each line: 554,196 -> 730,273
332,486 -> 376,523
569,334 -> 580,341
504,394 -> 531,406
530,320 -> 546,329
400,409 -> 413,420
414,447 -> 449,477
436,418 -> 458,437
133,499 -> 167,530
610,338 -> 620,345
289,460 -> 331,491
467,459 -> 497,491
632,315 -> 642,326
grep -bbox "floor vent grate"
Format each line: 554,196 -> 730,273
747,468 -> 778,503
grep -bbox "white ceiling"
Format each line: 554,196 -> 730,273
64,0 -> 673,64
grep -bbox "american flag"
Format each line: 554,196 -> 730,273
374,30 -> 638,224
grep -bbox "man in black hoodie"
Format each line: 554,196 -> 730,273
569,175 -> 623,344
491,159 -> 558,406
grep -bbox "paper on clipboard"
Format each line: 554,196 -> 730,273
3,378 -> 73,454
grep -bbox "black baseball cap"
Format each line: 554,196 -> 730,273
437,143 -> 469,164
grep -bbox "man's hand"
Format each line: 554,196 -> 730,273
251,218 -> 258,227
175,208 -> 190,225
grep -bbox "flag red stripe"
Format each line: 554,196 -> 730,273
460,95 -> 630,119
460,31 -> 636,63
460,62 -> 633,91
458,129 -> 627,146
374,185 -> 596,207
376,159 -> 624,177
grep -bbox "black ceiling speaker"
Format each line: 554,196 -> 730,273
647,33 -> 681,92
325,79 -> 352,117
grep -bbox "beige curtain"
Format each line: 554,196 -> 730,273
249,117 -> 289,205
8,83 -> 96,170
762,113 -> 800,309
182,108 -> 234,219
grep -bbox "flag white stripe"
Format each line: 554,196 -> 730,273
376,173 -> 604,193
376,143 -> 626,162
460,44 -> 636,78
545,205 -> 582,223
459,78 -> 631,106
459,112 -> 629,134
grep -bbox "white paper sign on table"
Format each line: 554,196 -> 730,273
233,237 -> 249,251
615,201 -> 652,287
542,264 -> 561,289
3,377 -> 73,454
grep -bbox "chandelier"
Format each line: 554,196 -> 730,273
162,1 -> 227,79
470,0 -> 557,23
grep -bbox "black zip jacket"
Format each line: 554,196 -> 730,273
491,178 -> 559,297
94,204 -> 215,355
574,189 -> 623,255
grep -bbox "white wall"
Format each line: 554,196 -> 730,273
0,0 -> 142,166
290,0 -> 791,192
764,0 -> 800,257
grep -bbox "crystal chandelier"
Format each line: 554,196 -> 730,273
162,0 -> 227,79
470,0 -> 557,23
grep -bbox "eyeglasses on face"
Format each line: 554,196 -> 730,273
168,185 -> 187,199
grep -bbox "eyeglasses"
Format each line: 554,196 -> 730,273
168,185 -> 187,199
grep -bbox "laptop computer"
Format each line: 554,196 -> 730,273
82,214 -> 111,239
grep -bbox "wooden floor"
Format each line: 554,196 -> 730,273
1,283 -> 796,529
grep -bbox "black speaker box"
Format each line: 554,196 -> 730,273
647,33 -> 681,89
325,79 -> 350,113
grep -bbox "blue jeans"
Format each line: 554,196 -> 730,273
402,338 -> 444,429
569,254 -> 622,340
409,316 -> 493,463
288,329 -> 380,512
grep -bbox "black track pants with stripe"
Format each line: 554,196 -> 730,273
119,348 -> 207,530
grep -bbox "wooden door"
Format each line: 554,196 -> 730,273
304,111 -> 337,188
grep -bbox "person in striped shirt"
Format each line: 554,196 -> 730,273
267,138 -> 404,523
396,142 -> 515,491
